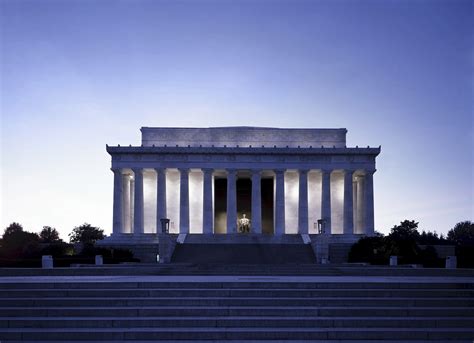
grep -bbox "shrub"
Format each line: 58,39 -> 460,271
348,236 -> 389,265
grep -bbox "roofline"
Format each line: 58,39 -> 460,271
106,145 -> 381,156
140,126 -> 347,132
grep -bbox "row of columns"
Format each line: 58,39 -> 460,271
112,168 -> 375,236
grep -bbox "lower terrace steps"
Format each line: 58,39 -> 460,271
0,278 -> 473,341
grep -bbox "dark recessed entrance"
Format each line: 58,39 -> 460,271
213,177 -> 274,234
236,178 -> 251,222
261,178 -> 274,234
214,178 -> 227,234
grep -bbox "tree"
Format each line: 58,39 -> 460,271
447,221 -> 474,268
418,230 -> 447,245
447,221 -> 474,245
69,223 -> 104,244
39,226 -> 61,243
1,223 -> 40,258
388,220 -> 420,241
2,222 -> 24,238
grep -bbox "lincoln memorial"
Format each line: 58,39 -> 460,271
101,127 -> 380,262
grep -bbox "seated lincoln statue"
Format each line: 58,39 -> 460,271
238,214 -> 251,233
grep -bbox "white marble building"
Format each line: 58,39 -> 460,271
105,127 -> 380,243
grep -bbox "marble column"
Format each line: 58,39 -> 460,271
298,169 -> 309,234
251,170 -> 262,234
364,169 -> 375,236
112,168 -> 123,235
130,179 -> 135,231
132,168 -> 144,235
155,168 -> 167,233
179,168 -> 190,233
320,169 -> 332,234
226,169 -> 237,234
356,175 -> 366,234
274,170 -> 285,235
122,174 -> 131,233
202,168 -> 214,234
343,169 -> 355,235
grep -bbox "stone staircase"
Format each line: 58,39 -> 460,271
0,277 -> 473,342
171,244 -> 317,264
171,233 -> 317,264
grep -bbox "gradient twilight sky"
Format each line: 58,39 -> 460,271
1,0 -> 472,240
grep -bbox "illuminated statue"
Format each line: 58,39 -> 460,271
238,213 -> 250,233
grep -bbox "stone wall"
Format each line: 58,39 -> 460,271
141,127 -> 347,148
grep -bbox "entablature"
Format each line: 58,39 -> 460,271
107,145 -> 379,171
106,145 -> 381,156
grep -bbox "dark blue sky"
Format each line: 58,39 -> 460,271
1,0 -> 472,238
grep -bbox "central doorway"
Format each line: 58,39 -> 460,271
213,176 -> 274,234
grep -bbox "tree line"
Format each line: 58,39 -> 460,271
0,222 -> 105,257
349,220 -> 474,267
0,223 -> 136,267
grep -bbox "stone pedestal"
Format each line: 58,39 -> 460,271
446,256 -> 457,269
95,255 -> 103,265
390,256 -> 398,266
42,255 -> 53,269
158,234 -> 177,263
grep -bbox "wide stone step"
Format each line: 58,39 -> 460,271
1,281 -> 472,290
1,276 -> 471,341
1,327 -> 474,341
1,288 -> 472,298
171,243 -> 317,264
1,306 -> 472,317
2,264 -> 473,277
1,296 -> 471,307
2,316 -> 473,329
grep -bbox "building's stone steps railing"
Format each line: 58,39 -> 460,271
0,280 -> 473,341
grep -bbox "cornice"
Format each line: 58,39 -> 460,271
106,145 -> 381,156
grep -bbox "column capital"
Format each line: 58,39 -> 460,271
274,169 -> 286,175
202,168 -> 214,175
299,169 -> 309,175
365,169 -> 376,175
344,169 -> 356,174
111,168 -> 122,174
226,169 -> 237,176
178,168 -> 190,173
131,168 -> 143,175
321,169 -> 333,175
251,169 -> 262,176
154,167 -> 166,173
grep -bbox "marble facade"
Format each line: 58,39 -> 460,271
106,127 -> 380,240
